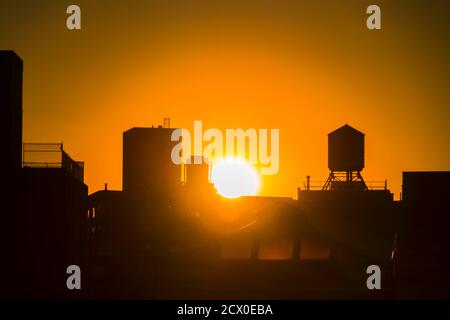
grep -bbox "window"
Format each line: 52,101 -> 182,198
258,237 -> 293,260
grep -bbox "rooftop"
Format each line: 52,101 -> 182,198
22,143 -> 84,181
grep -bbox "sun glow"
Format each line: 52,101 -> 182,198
211,157 -> 260,199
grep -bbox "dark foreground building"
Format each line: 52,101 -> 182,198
396,171 -> 450,299
1,50 -> 88,298
0,50 -> 22,172
1,50 -> 24,298
20,143 -> 87,298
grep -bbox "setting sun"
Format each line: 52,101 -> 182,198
211,158 -> 260,199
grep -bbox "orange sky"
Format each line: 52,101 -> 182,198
1,0 -> 449,199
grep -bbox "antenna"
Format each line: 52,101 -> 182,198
163,117 -> 170,128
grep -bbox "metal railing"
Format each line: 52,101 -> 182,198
22,143 -> 84,181
301,180 -> 387,191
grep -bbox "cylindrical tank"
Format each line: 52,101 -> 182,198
328,124 -> 364,172
184,156 -> 210,186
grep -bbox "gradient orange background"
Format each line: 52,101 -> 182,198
1,0 -> 449,198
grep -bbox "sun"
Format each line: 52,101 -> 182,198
211,157 -> 260,199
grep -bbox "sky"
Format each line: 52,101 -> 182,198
1,0 -> 449,198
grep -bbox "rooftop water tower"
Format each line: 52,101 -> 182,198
322,124 -> 368,190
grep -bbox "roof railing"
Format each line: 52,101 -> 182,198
22,143 -> 84,181
301,180 -> 387,191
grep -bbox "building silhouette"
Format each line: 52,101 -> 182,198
218,125 -> 395,298
21,144 -> 87,298
123,125 -> 182,207
1,51 -> 87,298
1,50 -> 24,298
1,51 -> 22,172
396,171 -> 450,298
180,155 -> 217,216
2,50 -> 450,299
